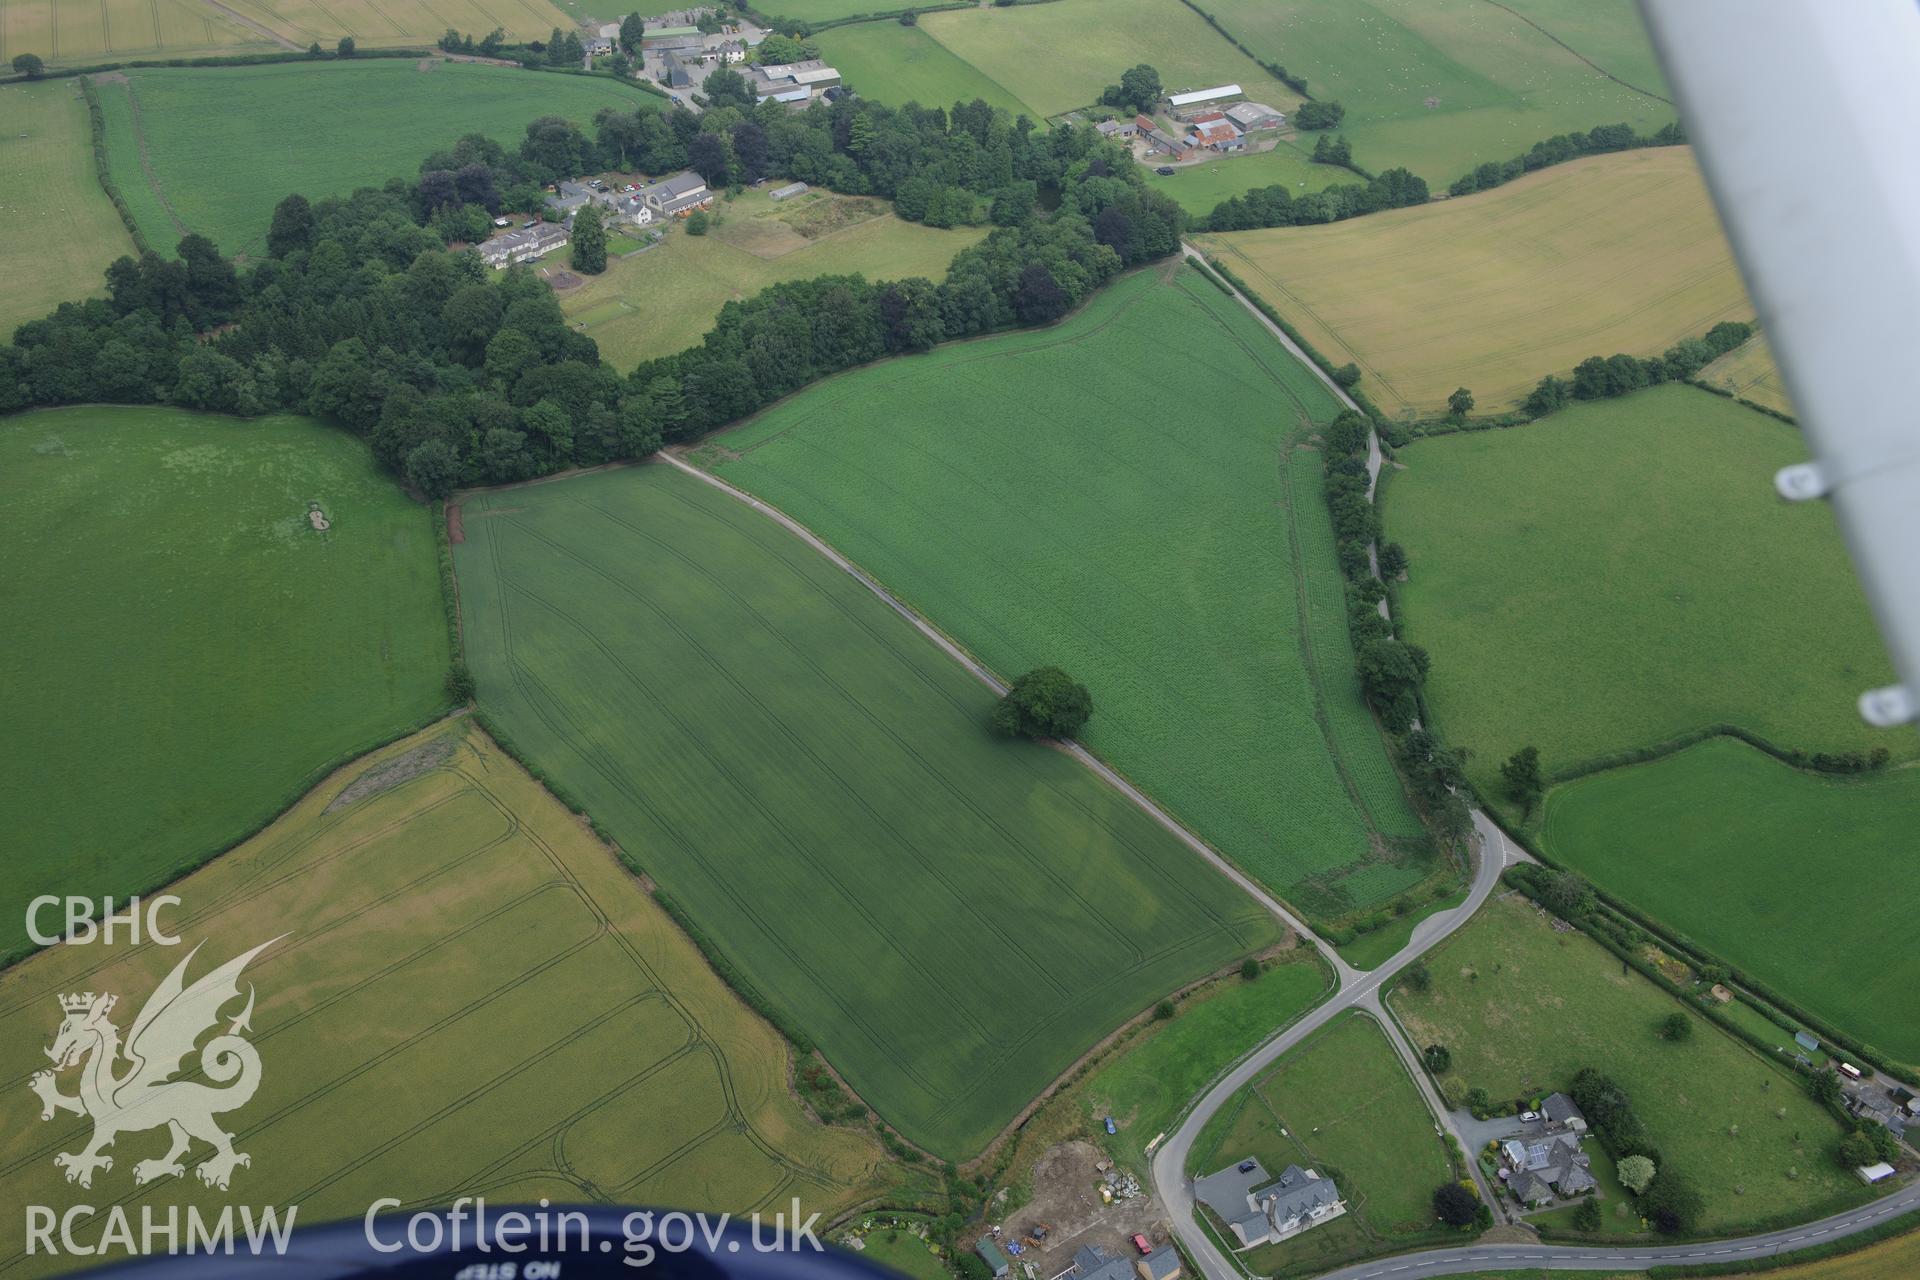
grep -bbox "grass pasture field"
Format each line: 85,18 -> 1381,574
916,0 -> 1306,121
812,22 -> 1042,120
1198,148 -> 1751,417
1384,384 -> 1904,797
0,406 -> 449,962
1084,955 -> 1330,1170
1143,142 -> 1345,217
0,80 -> 137,336
1392,896 -> 1865,1234
1191,1012 -> 1457,1276
453,462 -> 1284,1158
0,721 -> 891,1279
1699,332 -> 1795,418
1196,0 -> 1673,182
1541,737 -> 1920,1065
699,265 -> 1434,925
558,188 -> 985,367
93,61 -> 661,257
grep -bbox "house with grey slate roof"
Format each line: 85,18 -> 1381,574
1499,1094 -> 1597,1206
1194,1158 -> 1345,1248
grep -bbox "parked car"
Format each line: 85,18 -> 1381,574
1155,166 -> 1176,176
1519,1110 -> 1541,1123
1103,1116 -> 1117,1135
1131,1235 -> 1152,1256
1237,1160 -> 1257,1174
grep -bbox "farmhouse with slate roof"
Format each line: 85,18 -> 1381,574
1498,1093 -> 1596,1206
1195,1158 -> 1345,1249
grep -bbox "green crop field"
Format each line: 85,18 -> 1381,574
1085,954 -> 1330,1168
699,265 -> 1433,925
918,0 -> 1306,121
1383,384 -> 1904,795
1193,1012 -> 1457,1276
1541,737 -> 1920,1065
0,721 -> 892,1279
813,22 -> 1042,120
453,462 -> 1282,1158
1198,148 -> 1752,417
1393,896 -> 1865,1233
752,0 -> 897,25
93,61 -> 661,257
0,406 -> 449,962
0,0 -> 572,65
1197,0 -> 1672,182
1700,332 -> 1796,418
1143,142 -> 1345,217
558,188 -> 986,367
0,80 -> 136,337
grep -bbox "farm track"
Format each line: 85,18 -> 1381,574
195,0 -> 300,48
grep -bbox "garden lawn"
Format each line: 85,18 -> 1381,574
1197,0 -> 1672,182
1143,143 -> 1345,217
1385,384 -> 1904,797
1194,1012 -> 1459,1277
95,61 -> 661,257
1541,737 -> 1920,1065
1085,954 -> 1330,1169
0,81 -> 138,336
0,721 -> 891,1280
453,463 -> 1282,1158
700,265 -> 1433,925
1699,332 -> 1795,418
1198,148 -> 1751,416
558,189 -> 985,367
0,406 -> 450,962
918,0 -> 1305,121
1392,896 -> 1866,1233
813,22 -> 1041,120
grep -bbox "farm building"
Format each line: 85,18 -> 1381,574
477,222 -> 569,269
1195,1158 -> 1345,1248
1225,101 -> 1285,131
750,58 -> 841,103
1135,115 -> 1189,160
644,24 -> 702,43
639,171 -> 714,217
588,37 -> 613,55
661,51 -> 694,89
1857,1162 -> 1897,1184
1187,115 -> 1243,151
975,1239 -> 1010,1279
1096,119 -> 1138,140
770,181 -> 810,201
1168,84 -> 1241,109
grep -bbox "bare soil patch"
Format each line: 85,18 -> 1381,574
325,736 -> 457,812
998,1140 -> 1168,1278
544,269 -> 585,290
446,502 -> 465,545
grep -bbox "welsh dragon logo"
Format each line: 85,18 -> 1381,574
29,938 -> 280,1191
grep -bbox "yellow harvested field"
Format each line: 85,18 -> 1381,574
0,80 -> 136,336
1198,148 -> 1755,417
0,720 -> 892,1271
0,0 -> 572,64
1699,331 -> 1796,418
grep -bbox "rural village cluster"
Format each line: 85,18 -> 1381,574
3,2 -> 1914,1280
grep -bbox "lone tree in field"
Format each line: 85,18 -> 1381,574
11,52 -> 45,78
1432,1181 -> 1478,1228
1616,1154 -> 1656,1194
571,204 -> 607,274
1499,745 -> 1543,815
991,666 -> 1093,740
1448,386 -> 1475,418
1658,1011 -> 1693,1042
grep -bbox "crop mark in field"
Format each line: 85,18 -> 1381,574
580,492 -> 1139,978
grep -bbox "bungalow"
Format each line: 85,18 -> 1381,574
476,221 -> 569,269
1095,118 -> 1137,140
639,170 -> 713,217
1167,83 -> 1241,109
706,39 -> 747,64
587,36 -> 613,55
1194,1158 -> 1345,1249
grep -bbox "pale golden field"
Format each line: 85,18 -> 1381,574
1,0 -> 572,65
1198,147 -> 1755,417
1699,330 -> 1796,417
0,720 -> 893,1276
0,80 -> 136,335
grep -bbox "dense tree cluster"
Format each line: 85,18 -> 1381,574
1200,165 -> 1427,231
1431,1181 -> 1479,1228
1099,64 -> 1162,115
1448,120 -> 1685,197
1310,133 -> 1352,167
1,104 -> 1181,503
1524,320 -> 1754,416
1292,100 -> 1346,130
